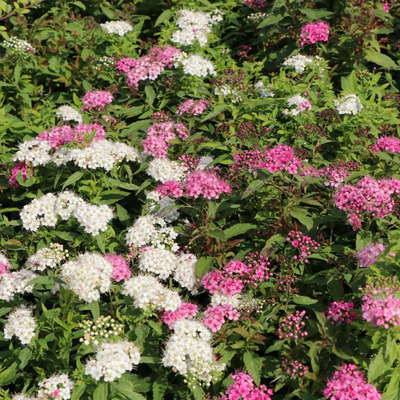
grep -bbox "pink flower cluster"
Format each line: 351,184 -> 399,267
81,90 -> 114,111
221,372 -> 273,400
202,254 -> 273,296
325,301 -> 357,324
370,136 -> 400,153
334,176 -> 400,230
299,21 -> 330,46
104,254 -> 131,282
361,278 -> 400,329
178,154 -> 201,171
156,180 -> 184,198
115,46 -> 181,89
229,149 -> 269,176
278,310 -> 308,340
285,360 -> 309,379
356,243 -> 386,268
287,230 -> 320,263
235,122 -> 271,143
277,275 -> 298,293
37,123 -> 105,149
142,121 -> 189,158
317,160 -> 362,187
176,99 -> 209,116
0,262 -> 11,275
242,0 -> 267,9
8,161 -> 34,188
161,302 -> 198,330
203,304 -> 240,332
324,364 -> 382,400
185,170 -> 231,200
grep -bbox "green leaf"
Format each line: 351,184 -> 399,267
356,230 -> 373,252
152,376 -> 168,400
96,235 -> 106,253
100,6 -> 115,19
145,85 -> 156,106
365,50 -> 400,70
208,227 -> 226,241
257,13 -> 285,28
73,1 -> 86,9
196,256 -> 214,278
71,382 -> 87,400
293,295 -> 318,305
154,9 -> 173,27
243,352 -> 262,386
242,180 -> 264,199
290,208 -> 314,230
200,105 -> 228,122
61,171 -> 84,190
18,348 -> 32,369
299,8 -> 334,19
93,382 -> 108,400
0,362 -> 18,386
224,223 -> 257,240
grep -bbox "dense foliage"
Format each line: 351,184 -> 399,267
1,0 -> 400,399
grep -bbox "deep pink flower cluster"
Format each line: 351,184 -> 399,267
8,161 -> 34,188
371,136 -> 400,153
203,304 -> 240,332
287,230 -> 320,263
103,254 -> 131,282
202,254 -> 272,296
356,243 -> 386,268
161,302 -> 198,330
325,301 -> 357,324
81,90 -> 114,111
0,262 -> 11,275
178,154 -> 201,171
242,0 -> 267,9
176,99 -> 209,116
235,122 -> 271,143
185,170 -> 231,200
324,364 -> 382,400
318,161 -> 362,187
285,360 -> 309,379
299,21 -> 330,46
142,121 -> 189,158
115,46 -> 181,89
156,180 -> 184,198
277,275 -> 298,293
361,278 -> 400,329
334,176 -> 400,230
229,149 -> 269,176
37,123 -> 105,149
221,372 -> 273,400
278,310 -> 308,340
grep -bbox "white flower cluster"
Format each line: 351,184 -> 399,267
2,37 -> 36,56
122,274 -> 182,311
11,394 -> 37,400
247,12 -> 268,22
173,253 -> 199,293
60,252 -> 113,303
284,94 -> 311,116
125,215 -> 178,251
282,54 -> 322,73
215,85 -> 241,103
20,191 -> 113,236
138,247 -> 177,279
171,9 -> 223,47
146,158 -> 188,182
79,315 -> 123,345
145,191 -> 180,223
56,105 -> 83,123
98,56 -> 115,68
25,243 -> 68,271
174,52 -> 216,77
52,140 -> 142,171
211,292 -> 245,308
84,340 -> 140,382
162,319 -> 225,385
334,94 -> 363,115
37,374 -> 74,400
254,81 -> 275,98
0,269 -> 37,301
100,20 -> 133,36
13,140 -> 52,167
4,305 -> 36,345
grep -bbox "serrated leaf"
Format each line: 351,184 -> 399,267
257,13 -> 285,28
152,376 -> 168,400
243,352 -> 262,386
290,208 -> 314,230
18,348 -> 32,369
0,362 -> 18,386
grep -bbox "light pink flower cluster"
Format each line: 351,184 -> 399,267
287,230 -> 320,263
370,137 -> 400,153
8,161 -> 34,188
37,124 -> 105,149
178,154 -> 201,171
221,372 -> 273,400
361,278 -> 400,329
324,364 -> 382,400
356,243 -> 386,268
176,99 -> 209,116
325,301 -> 357,324
203,304 -> 240,332
0,254 -> 11,275
202,254 -> 272,296
115,46 -> 181,89
103,254 -> 131,282
142,121 -> 189,158
317,160 -> 362,187
334,176 -> 400,230
285,360 -> 308,379
185,170 -> 231,200
156,180 -> 184,198
161,302 -> 198,330
278,310 -> 308,340
299,21 -> 330,46
81,90 -> 114,111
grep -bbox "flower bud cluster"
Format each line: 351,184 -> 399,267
79,315 -> 123,345
325,301 -> 357,324
2,37 -> 36,57
278,310 -> 308,340
287,230 -> 321,263
285,360 -> 309,379
25,243 -> 68,271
